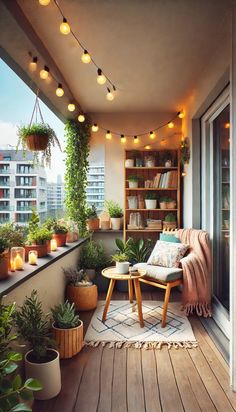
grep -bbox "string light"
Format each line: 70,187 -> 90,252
106,87 -> 114,101
92,124 -> 99,132
68,103 -> 76,112
106,130 -> 112,140
56,83 -> 64,97
178,111 -> 185,119
134,136 -> 139,144
60,18 -> 70,35
120,134 -> 126,144
97,69 -> 106,85
81,50 -> 91,64
182,170 -> 187,177
168,121 -> 174,129
39,0 -> 50,5
145,145 -> 151,150
149,131 -> 155,139
225,122 -> 230,129
39,65 -> 49,79
29,56 -> 38,72
78,114 -> 85,123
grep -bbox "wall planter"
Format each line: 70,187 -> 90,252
52,321 -> 83,359
111,217 -> 122,230
0,250 -> 9,279
87,218 -> 100,231
25,244 -> 48,259
145,199 -> 157,209
25,349 -> 61,400
66,284 -> 98,311
53,233 -> 67,247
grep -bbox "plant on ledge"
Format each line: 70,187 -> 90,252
0,238 -> 9,280
105,200 -> 123,230
26,210 -> 52,258
44,218 -> 68,247
64,119 -> 90,237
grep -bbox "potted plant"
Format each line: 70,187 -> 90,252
86,204 -> 100,231
44,219 -> 68,247
145,192 -> 158,209
163,212 -> 177,230
160,150 -> 173,167
25,210 -> 52,258
127,175 -> 141,189
64,268 -> 98,311
57,219 -> 78,243
14,290 -> 61,401
0,239 -> 9,280
112,252 -> 129,274
105,200 -> 123,230
159,197 -> 176,209
51,301 -> 83,359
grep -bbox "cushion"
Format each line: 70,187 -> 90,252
147,240 -> 189,268
160,233 -> 181,243
134,263 -> 183,282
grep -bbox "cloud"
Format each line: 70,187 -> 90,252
0,122 -> 18,147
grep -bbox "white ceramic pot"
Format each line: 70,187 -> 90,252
111,217 -> 122,230
128,196 -> 138,209
25,349 -> 61,400
128,181 -> 138,188
125,159 -> 134,167
165,160 -> 172,167
145,199 -> 157,209
116,261 -> 130,274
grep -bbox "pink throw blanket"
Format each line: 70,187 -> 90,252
178,228 -> 212,317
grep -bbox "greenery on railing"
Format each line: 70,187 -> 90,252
64,119 -> 90,237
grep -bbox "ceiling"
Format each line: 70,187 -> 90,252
0,0 -> 232,116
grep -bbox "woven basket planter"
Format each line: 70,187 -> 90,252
52,321 -> 83,359
66,284 -> 98,311
26,134 -> 49,151
163,221 -> 177,230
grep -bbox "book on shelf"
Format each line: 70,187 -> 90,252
145,170 -> 178,189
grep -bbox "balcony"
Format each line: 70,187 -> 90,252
0,169 -> 11,174
0,205 -> 13,211
16,206 -> 33,211
0,181 -> 10,187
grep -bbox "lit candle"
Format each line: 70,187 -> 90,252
28,251 -> 38,265
10,260 -> 15,272
50,239 -> 57,251
14,253 -> 24,270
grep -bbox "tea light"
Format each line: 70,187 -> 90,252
28,251 -> 38,265
10,247 -> 25,271
14,253 -> 24,270
51,239 -> 57,251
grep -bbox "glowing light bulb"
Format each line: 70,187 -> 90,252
225,122 -> 230,129
29,57 -> 37,72
97,69 -> 106,85
56,83 -> 64,97
60,18 -> 70,35
178,111 -> 185,119
81,50 -> 91,64
68,103 -> 76,112
40,66 -> 49,79
106,87 -> 114,101
134,136 -> 139,144
145,145 -> 151,150
120,134 -> 126,144
168,121 -> 174,129
92,124 -> 99,132
78,114 -> 85,122
106,130 -> 112,140
182,171 -> 187,177
149,131 -> 155,139
39,0 -> 50,5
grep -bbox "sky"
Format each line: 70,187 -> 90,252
0,59 -> 65,182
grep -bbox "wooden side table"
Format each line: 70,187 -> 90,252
101,267 -> 146,328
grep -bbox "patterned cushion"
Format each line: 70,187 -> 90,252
160,233 -> 181,243
147,240 -> 189,268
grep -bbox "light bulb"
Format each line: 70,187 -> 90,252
68,103 -> 76,112
178,111 -> 185,119
81,50 -> 91,64
92,124 -> 99,132
182,171 -> 187,177
134,136 -> 139,144
56,83 -> 64,97
145,145 -> 151,150
168,121 -> 174,129
149,131 -> 155,139
106,87 -> 114,101
97,69 -> 106,85
29,57 -> 38,72
60,18 -> 70,35
225,122 -> 230,129
39,0 -> 50,5
106,130 -> 112,140
40,65 -> 49,79
78,114 -> 85,123
121,134 -> 126,143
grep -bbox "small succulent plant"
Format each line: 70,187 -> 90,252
51,301 -> 80,329
63,267 -> 92,286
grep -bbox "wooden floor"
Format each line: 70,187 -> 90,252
33,291 -> 236,412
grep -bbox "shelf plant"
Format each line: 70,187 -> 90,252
64,267 -> 98,311
159,197 -> 176,209
127,175 -> 142,189
145,192 -> 158,209
163,212 -> 177,230
105,200 -> 123,230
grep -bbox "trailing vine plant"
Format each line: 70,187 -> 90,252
64,119 -> 90,237
180,137 -> 190,166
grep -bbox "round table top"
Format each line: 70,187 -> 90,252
101,266 -> 146,280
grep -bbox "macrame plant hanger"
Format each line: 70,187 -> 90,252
26,89 -> 49,152
29,89 -> 44,127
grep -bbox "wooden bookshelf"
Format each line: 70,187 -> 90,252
124,149 -> 181,240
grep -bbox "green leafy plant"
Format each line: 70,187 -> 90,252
65,120 -> 90,237
112,253 -> 129,263
159,196 -> 173,203
115,238 -> 153,264
17,123 -> 61,167
105,200 -> 123,218
164,213 -> 176,222
0,223 -> 26,249
27,211 -> 52,245
14,290 -> 55,363
79,239 -> 109,270
0,239 -> 8,256
127,175 -> 142,182
86,205 -> 98,219
180,137 -> 190,166
44,218 -> 68,234
51,301 -> 80,329
63,268 -> 93,286
145,192 -> 158,200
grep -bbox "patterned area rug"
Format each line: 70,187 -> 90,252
85,300 -> 197,349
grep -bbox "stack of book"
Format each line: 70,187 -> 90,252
146,219 -> 162,230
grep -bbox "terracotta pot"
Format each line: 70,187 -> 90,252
66,231 -> 78,243
47,240 -> 51,253
52,321 -> 83,359
160,202 -> 167,209
86,218 -> 100,231
66,284 -> 98,311
25,349 -> 61,400
25,244 -> 48,259
26,134 -> 49,151
0,250 -> 9,280
163,221 -> 177,230
110,217 -> 122,230
167,201 -> 177,209
53,233 -> 67,247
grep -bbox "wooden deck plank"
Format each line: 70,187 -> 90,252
112,348 -> 128,412
127,348 -> 145,412
155,346 -> 184,412
141,349 -> 162,412
97,346 -> 115,412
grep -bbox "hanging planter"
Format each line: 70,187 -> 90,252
17,91 -> 61,167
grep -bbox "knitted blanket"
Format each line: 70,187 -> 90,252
178,228 -> 212,317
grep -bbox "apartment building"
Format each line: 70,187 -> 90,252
86,164 -> 105,212
47,175 -> 65,217
0,149 -> 47,224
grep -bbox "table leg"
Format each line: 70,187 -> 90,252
134,279 -> 144,328
102,279 -> 116,322
128,279 -> 133,303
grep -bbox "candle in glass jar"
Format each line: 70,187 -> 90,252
51,239 -> 57,251
14,253 -> 24,270
28,251 -> 38,265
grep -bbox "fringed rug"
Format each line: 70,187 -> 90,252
85,300 -> 197,349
